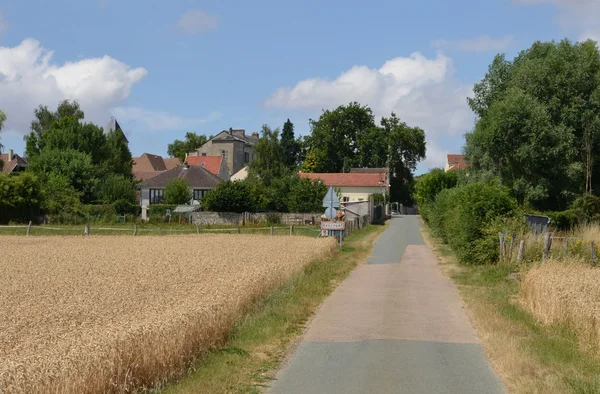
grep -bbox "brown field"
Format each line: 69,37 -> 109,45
0,234 -> 337,393
521,259 -> 600,356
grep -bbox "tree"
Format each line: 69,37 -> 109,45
167,132 -> 208,162
414,168 -> 459,222
163,178 -> 191,205
0,173 -> 43,224
0,110 -> 5,171
102,127 -> 134,178
40,173 -> 82,216
27,149 -> 99,203
248,125 -> 287,187
99,174 -> 137,204
25,100 -> 84,157
280,119 -> 301,168
287,177 -> 328,213
202,181 -> 255,213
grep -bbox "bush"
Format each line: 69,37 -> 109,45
0,173 -> 43,224
266,212 -> 282,224
548,209 -> 579,231
202,181 -> 255,213
149,205 -> 178,216
114,199 -> 141,216
428,182 -> 518,265
163,178 -> 191,205
99,174 -> 137,204
414,168 -> 459,223
571,195 -> 600,224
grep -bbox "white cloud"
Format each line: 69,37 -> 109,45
265,52 -> 474,169
112,107 -> 222,130
514,0 -> 600,42
432,35 -> 515,52
0,39 -> 147,134
175,10 -> 218,34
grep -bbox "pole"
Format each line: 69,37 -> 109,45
543,232 -> 552,259
290,225 -> 294,236
270,226 -> 274,236
133,224 -> 137,236
26,221 -> 32,236
517,240 -> 525,262
196,225 -> 200,234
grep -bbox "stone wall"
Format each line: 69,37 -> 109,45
191,212 -> 324,226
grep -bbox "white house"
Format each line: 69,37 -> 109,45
298,172 -> 387,203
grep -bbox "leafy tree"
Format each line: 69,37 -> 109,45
287,177 -> 328,213
0,173 -> 43,224
300,149 -> 318,173
202,181 -> 255,213
414,168 -> 459,222
168,132 -> 208,162
28,149 -> 98,203
103,125 -> 134,178
280,119 -> 301,168
248,125 -> 287,187
466,39 -> 600,208
0,110 -> 5,171
163,177 -> 191,205
99,174 -> 137,204
40,173 -> 82,215
25,100 -> 84,157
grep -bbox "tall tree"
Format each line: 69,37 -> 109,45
280,119 -> 301,168
248,125 -> 287,187
0,110 -> 5,171
103,128 -> 134,178
168,132 -> 208,162
25,100 -> 84,157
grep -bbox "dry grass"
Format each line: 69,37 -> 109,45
521,260 -> 600,356
0,234 -> 337,393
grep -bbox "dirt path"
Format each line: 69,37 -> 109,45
268,216 -> 506,394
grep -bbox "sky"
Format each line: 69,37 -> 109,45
0,0 -> 598,174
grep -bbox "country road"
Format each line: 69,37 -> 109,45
268,216 -> 506,394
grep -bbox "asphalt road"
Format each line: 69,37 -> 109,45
268,216 -> 506,394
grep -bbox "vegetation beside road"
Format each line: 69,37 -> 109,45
163,223 -> 387,394
422,225 -> 600,394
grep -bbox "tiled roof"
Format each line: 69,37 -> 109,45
139,165 -> 223,189
446,154 -> 469,170
133,153 -> 167,172
185,156 -> 223,176
299,172 -> 385,187
1,153 -> 28,173
349,168 -> 389,174
132,170 -> 163,181
212,129 -> 259,145
163,157 -> 182,170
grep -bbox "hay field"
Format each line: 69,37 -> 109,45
521,260 -> 600,356
0,234 -> 337,393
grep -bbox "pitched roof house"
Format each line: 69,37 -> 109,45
132,153 -> 182,181
299,172 -> 387,203
189,128 -> 259,176
1,150 -> 28,173
445,154 -> 469,172
138,164 -> 223,206
185,155 -> 230,181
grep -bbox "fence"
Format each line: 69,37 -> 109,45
499,231 -> 600,264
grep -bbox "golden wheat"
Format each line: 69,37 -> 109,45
521,259 -> 600,356
0,234 -> 337,393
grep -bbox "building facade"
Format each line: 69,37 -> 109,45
189,128 -> 258,176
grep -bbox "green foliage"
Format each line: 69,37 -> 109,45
99,174 -> 137,204
286,177 -> 328,213
148,204 -> 178,216
40,173 -> 82,215
248,125 -> 287,187
202,181 -> 255,213
0,109 -> 5,168
466,39 -> 600,210
168,132 -> 208,162
281,119 -> 301,169
0,173 -> 43,224
28,149 -> 98,203
548,210 -> 579,231
414,169 -> 459,222
266,212 -> 282,225
571,195 -> 600,223
428,182 -> 518,265
372,192 -> 390,206
163,178 -> 191,205
113,199 -> 141,216
102,127 -> 133,178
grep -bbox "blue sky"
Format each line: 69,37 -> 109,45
0,0 -> 597,173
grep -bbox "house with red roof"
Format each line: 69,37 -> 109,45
299,172 -> 388,204
445,154 -> 469,172
132,153 -> 182,181
185,155 -> 230,181
1,149 -> 28,173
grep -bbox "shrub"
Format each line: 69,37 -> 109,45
414,168 -> 459,223
0,173 -> 43,224
548,209 -> 579,231
114,199 -> 141,216
202,181 -> 255,213
571,195 -> 600,224
266,212 -> 282,224
149,205 -> 178,216
99,174 -> 137,204
163,178 -> 191,205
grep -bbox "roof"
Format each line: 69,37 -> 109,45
106,117 -> 128,143
212,129 -> 259,145
299,172 -> 385,187
163,158 -> 182,170
139,165 -> 223,189
231,166 -> 248,181
1,153 -> 28,173
132,170 -> 163,181
446,154 -> 469,171
349,168 -> 390,174
185,156 -> 224,175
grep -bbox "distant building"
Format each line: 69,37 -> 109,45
106,117 -> 129,145
189,128 -> 259,176
445,154 -> 469,172
231,166 -> 249,181
185,155 -> 230,181
1,149 -> 28,173
132,153 -> 182,181
349,168 -> 390,189
299,172 -> 387,203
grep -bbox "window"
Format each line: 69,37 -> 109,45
201,153 -> 207,156
149,189 -> 164,204
193,189 -> 209,201
221,150 -> 228,159
342,196 -> 350,203
244,152 -> 250,163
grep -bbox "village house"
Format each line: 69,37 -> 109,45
299,172 -> 388,203
138,164 -> 222,213
188,128 -> 258,176
132,153 -> 182,181
1,149 -> 28,173
445,154 -> 469,172
185,155 -> 230,181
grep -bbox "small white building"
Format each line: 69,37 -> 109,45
298,172 -> 388,203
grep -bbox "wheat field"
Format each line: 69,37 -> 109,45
0,234 -> 337,393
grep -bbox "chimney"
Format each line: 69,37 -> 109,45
252,132 -> 259,138
7,149 -> 13,162
229,127 -> 233,135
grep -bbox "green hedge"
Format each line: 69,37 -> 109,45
149,205 -> 178,216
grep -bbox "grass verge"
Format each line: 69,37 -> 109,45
161,223 -> 387,394
421,224 -> 600,394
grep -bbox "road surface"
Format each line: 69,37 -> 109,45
268,216 -> 505,394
